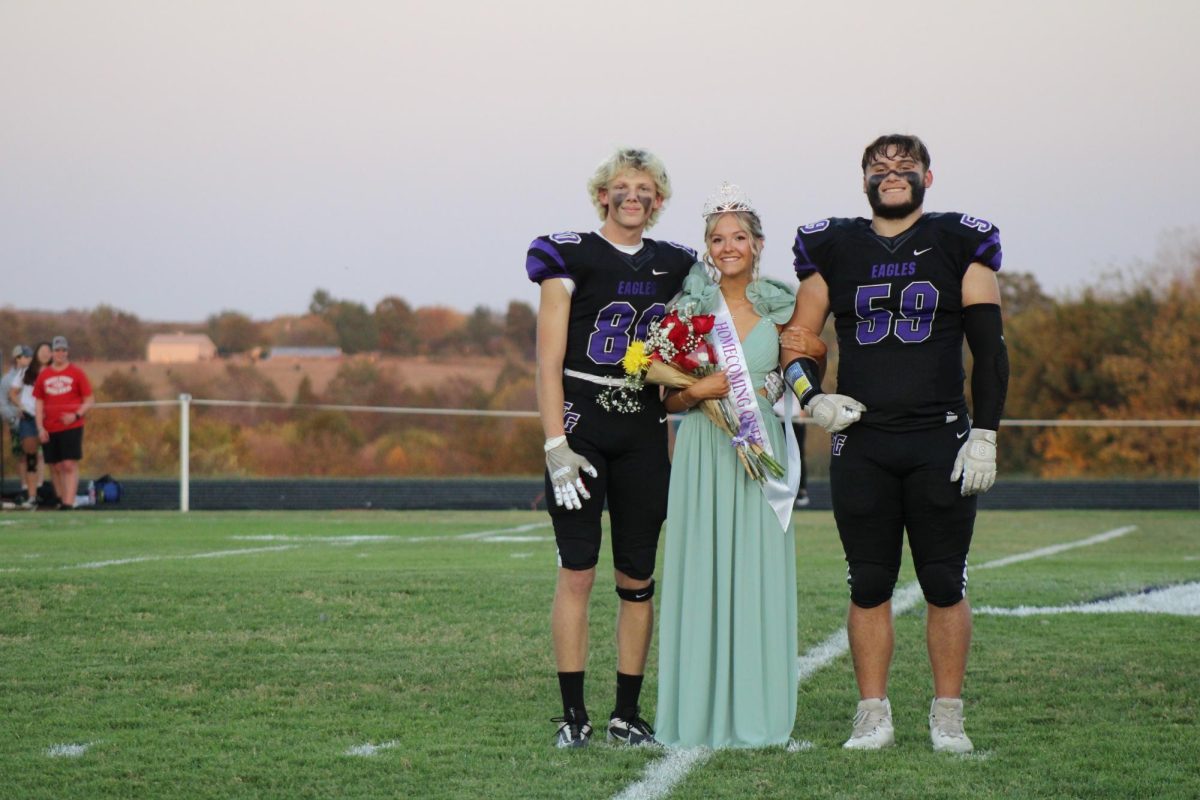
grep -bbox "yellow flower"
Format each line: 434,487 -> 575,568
623,340 -> 651,376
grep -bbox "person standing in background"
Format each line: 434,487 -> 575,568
34,336 -> 94,509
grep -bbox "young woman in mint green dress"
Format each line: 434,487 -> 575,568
655,188 -> 799,748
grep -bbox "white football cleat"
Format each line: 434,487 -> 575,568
843,697 -> 895,750
929,697 -> 974,753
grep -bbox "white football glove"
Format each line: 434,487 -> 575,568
805,393 -> 866,434
951,428 -> 997,496
544,436 -> 597,511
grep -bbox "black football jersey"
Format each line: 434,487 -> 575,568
526,232 -> 697,379
792,213 -> 1002,431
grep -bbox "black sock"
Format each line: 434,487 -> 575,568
613,672 -> 644,720
557,671 -> 586,722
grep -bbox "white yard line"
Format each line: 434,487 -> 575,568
344,740 -> 399,757
1,545 -> 298,573
232,534 -> 399,543
407,521 -> 552,543
610,524 -> 1139,800
611,747 -> 713,800
70,545 -> 298,570
977,581 -> 1200,617
4,522 -> 552,573
46,742 -> 96,758
974,526 -> 1137,570
230,521 -> 552,545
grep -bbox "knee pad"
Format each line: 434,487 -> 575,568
615,579 -> 655,603
26,452 -> 38,472
916,556 -> 968,608
847,562 -> 899,609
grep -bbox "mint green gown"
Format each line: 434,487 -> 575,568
655,268 -> 798,749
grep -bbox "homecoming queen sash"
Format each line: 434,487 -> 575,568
711,291 -> 802,532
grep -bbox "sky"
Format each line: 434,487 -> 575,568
2,0 -> 1197,322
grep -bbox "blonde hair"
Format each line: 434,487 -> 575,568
586,148 -> 672,229
703,210 -> 765,280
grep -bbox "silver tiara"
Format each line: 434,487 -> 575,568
702,182 -> 757,218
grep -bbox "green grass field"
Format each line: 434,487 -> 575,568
1,509 -> 1197,799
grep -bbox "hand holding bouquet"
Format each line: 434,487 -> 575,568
598,309 -> 784,481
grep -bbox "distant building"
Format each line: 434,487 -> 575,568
266,346 -> 343,359
147,333 -> 218,364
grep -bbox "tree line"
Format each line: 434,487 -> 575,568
4,237 -> 1197,479
0,291 -> 538,362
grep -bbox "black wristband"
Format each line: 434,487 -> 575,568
783,358 -> 823,407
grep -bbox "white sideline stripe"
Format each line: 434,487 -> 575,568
976,581 -> 1200,617
611,747 -> 712,800
975,526 -> 1136,570
482,535 -> 553,543
232,535 -> 397,543
408,522 -> 552,543
5,524 -> 551,572
612,524 -> 1138,800
69,546 -> 298,570
344,740 -> 398,757
0,545 -> 299,573
46,742 -> 94,758
230,522 -> 552,545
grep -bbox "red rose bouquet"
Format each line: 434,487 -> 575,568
598,308 -> 783,481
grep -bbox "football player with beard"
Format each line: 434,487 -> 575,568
780,134 -> 1008,753
525,148 -> 695,748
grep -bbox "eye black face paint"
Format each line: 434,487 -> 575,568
866,170 -> 925,219
608,190 -> 653,220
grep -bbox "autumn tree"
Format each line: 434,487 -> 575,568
97,369 -> 153,403
375,296 -> 418,354
264,314 -> 338,347
413,306 -> 466,355
323,358 -> 407,438
309,289 -> 378,353
89,305 -> 146,360
0,310 -> 24,356
460,306 -> 504,355
207,310 -> 261,354
294,374 -> 318,406
504,301 -> 537,360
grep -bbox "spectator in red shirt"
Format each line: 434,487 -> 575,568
34,336 -> 94,509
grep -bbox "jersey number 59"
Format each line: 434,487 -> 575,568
855,282 -> 939,345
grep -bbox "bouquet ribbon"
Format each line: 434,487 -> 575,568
711,291 -> 802,531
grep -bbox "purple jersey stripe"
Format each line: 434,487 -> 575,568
531,239 -> 566,269
974,231 -> 1003,270
792,233 -> 818,276
526,252 -> 569,283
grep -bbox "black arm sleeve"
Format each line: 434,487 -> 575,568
963,303 -> 1008,431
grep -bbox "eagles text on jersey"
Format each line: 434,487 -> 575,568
527,232 -> 696,379
792,213 -> 1002,431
